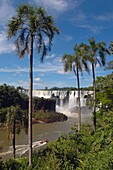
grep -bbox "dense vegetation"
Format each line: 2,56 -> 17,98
1,2 -> 113,168
0,73 -> 113,169
1,110 -> 113,169
46,86 -> 93,91
0,84 -> 28,128
0,84 -> 28,110
7,3 -> 60,165
33,97 -> 56,112
96,72 -> 113,111
0,84 -> 67,126
33,109 -> 67,123
0,84 -> 68,161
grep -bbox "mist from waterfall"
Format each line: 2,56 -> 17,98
33,90 -> 93,118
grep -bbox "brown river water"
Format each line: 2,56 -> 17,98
0,117 -> 76,153
0,108 -> 92,160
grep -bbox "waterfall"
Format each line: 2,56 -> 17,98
33,90 -> 93,117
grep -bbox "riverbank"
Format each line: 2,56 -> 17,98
32,110 -> 68,124
0,117 -> 76,161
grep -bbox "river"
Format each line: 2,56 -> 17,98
0,107 -> 92,160
0,117 -> 76,153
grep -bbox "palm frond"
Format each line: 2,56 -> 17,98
7,3 -> 59,63
7,16 -> 23,38
36,32 -> 43,54
62,54 -> 74,72
104,60 -> 113,70
40,43 -> 47,62
98,50 -> 106,66
15,30 -> 30,58
20,45 -> 29,58
82,59 -> 90,74
95,58 -> 102,66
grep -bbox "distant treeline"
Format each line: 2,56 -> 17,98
0,84 -> 28,109
0,84 -> 55,111
38,86 -> 93,91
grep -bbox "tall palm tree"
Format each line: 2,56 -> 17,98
6,105 -> 23,158
7,4 -> 59,165
62,43 -> 90,131
88,38 -> 110,132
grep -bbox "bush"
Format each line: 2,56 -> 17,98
33,110 -> 67,123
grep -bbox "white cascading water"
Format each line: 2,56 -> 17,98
0,90 -> 93,158
33,90 -> 93,117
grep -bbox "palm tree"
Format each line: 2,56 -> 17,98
7,4 -> 59,165
6,105 -> 23,158
88,38 -> 110,132
62,43 -> 90,131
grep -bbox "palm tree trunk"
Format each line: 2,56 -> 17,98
92,63 -> 96,132
13,119 -> 16,158
76,66 -> 81,132
28,34 -> 33,166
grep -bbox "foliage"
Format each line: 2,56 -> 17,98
0,84 -> 28,109
33,97 -> 56,112
86,37 -> 110,132
96,73 -> 113,111
105,60 -> 113,70
77,112 -> 113,170
0,38 -> 112,169
7,3 -> 59,165
0,84 -> 58,125
1,77 -> 113,169
33,110 -> 67,123
2,108 -> 113,169
62,43 -> 90,131
1,74 -> 112,169
7,4 -> 59,61
0,158 -> 4,170
5,105 -> 28,158
0,108 -> 8,123
6,105 -> 25,135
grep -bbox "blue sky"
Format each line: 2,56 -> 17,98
0,0 -> 113,89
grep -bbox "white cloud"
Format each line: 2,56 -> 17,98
0,31 -> 15,53
34,77 -> 42,81
34,0 -> 84,15
0,0 -> 15,26
39,73 -> 45,76
56,69 -> 69,75
18,80 -> 29,86
93,13 -> 113,21
45,53 -> 56,59
71,10 -> 113,33
0,61 -> 63,74
35,62 -> 63,73
0,1 -> 16,54
5,78 -> 73,89
77,24 -> 104,33
57,70 -> 65,74
0,66 -> 28,73
72,11 -> 86,22
63,34 -> 73,41
36,0 -> 68,12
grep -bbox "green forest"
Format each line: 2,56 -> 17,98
1,73 -> 113,170
0,2 -> 113,170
